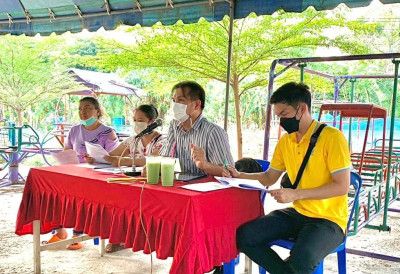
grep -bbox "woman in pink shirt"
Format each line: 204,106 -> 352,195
65,97 -> 119,162
46,97 -> 118,250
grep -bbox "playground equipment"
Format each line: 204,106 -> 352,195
0,69 -> 143,187
263,53 -> 400,262
0,122 -> 48,187
317,103 -> 400,234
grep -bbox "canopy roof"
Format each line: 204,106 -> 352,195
319,103 -> 387,119
68,68 -> 145,98
1,0 -> 400,36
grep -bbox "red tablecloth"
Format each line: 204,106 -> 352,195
15,165 -> 264,274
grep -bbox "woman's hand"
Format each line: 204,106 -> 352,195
103,155 -> 124,167
83,153 -> 94,164
141,166 -> 147,177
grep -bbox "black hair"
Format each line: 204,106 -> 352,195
235,158 -> 263,173
172,81 -> 206,110
270,82 -> 312,112
137,104 -> 159,120
79,96 -> 102,118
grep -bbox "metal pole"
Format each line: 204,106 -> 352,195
8,122 -> 19,184
223,0 -> 235,131
382,59 -> 400,230
299,63 -> 307,83
333,78 -> 339,128
263,60 -> 278,159
348,78 -> 356,150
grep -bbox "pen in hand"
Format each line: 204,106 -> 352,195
223,159 -> 231,177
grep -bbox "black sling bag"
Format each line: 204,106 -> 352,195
280,124 -> 327,189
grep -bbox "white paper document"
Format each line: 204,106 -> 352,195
181,182 -> 231,192
76,163 -> 112,169
51,149 -> 80,165
214,177 -> 267,191
85,141 -> 109,164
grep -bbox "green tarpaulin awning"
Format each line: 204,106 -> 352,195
1,0 -> 400,36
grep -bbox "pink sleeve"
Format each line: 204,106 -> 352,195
104,131 -> 119,153
64,127 -> 74,148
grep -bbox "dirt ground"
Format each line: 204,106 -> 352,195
1,179 -> 399,274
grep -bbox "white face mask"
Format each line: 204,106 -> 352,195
172,102 -> 190,123
133,121 -> 148,135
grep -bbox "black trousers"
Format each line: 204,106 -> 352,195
236,208 -> 345,274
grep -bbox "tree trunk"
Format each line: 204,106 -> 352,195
8,106 -> 14,122
17,109 -> 23,126
232,74 -> 243,159
0,104 -> 3,121
27,105 -> 32,125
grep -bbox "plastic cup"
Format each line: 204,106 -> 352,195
146,156 -> 161,184
161,157 -> 176,187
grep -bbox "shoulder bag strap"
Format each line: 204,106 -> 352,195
292,123 -> 327,189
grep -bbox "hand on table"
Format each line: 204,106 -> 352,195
227,166 -> 240,178
141,166 -> 147,177
221,166 -> 231,177
103,155 -> 123,167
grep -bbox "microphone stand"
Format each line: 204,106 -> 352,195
124,136 -> 143,177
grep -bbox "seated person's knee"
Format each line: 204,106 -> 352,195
285,248 -> 321,273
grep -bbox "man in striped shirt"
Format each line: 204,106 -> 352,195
159,81 -> 234,176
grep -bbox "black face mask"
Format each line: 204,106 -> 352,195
280,107 -> 302,134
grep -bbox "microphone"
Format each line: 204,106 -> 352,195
135,118 -> 162,138
124,118 -> 162,177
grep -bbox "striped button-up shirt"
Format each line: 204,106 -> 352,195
159,114 -> 234,174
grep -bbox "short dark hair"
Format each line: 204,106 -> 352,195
235,158 -> 263,173
137,104 -> 159,120
172,81 -> 205,110
79,97 -> 102,118
270,82 -> 311,111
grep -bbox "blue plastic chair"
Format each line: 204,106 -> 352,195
256,159 -> 270,172
255,159 -> 270,204
258,171 -> 362,274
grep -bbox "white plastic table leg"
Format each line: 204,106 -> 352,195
99,239 -> 106,256
245,255 -> 253,273
33,220 -> 41,274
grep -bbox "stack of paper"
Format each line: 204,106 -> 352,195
181,182 -> 231,192
51,150 -> 80,165
76,163 -> 112,169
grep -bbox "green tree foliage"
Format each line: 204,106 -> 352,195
90,8 -> 377,158
0,35 -> 81,125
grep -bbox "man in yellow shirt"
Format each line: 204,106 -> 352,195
230,82 -> 351,273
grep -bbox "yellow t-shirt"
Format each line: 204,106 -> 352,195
270,120 -> 352,232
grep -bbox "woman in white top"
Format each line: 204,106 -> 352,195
103,104 -> 165,167
100,104 -> 165,253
